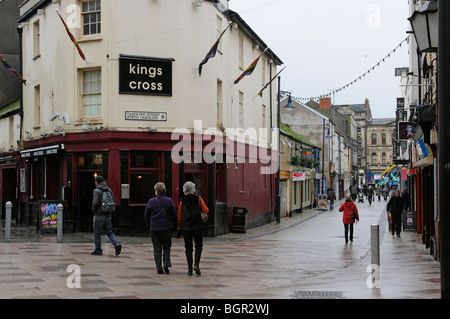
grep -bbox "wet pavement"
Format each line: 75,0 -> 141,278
0,197 -> 442,300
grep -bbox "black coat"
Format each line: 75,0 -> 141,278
387,195 -> 404,215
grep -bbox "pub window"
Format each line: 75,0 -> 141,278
239,37 -> 244,69
81,0 -> 101,36
239,91 -> 244,128
82,69 -> 102,117
33,20 -> 40,58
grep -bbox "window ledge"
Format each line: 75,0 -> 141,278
78,35 -> 102,43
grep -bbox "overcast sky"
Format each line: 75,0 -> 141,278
229,0 -> 411,119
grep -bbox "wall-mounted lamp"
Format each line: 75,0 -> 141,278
192,0 -> 202,7
408,0 -> 438,53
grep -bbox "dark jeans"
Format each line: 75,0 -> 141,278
344,224 -> 354,243
150,230 -> 173,270
391,212 -> 402,235
93,214 -> 119,252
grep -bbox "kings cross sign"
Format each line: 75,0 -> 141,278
119,55 -> 174,96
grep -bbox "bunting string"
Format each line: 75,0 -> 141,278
288,36 -> 411,102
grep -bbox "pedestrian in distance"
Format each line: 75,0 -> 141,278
91,175 -> 121,256
401,187 -> 411,212
349,184 -> 358,201
387,190 -> 404,237
367,185 -> 374,205
327,186 -> 336,210
177,181 -> 209,276
338,196 -> 359,244
376,186 -> 382,201
144,182 -> 178,274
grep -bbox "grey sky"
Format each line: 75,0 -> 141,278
229,0 -> 410,118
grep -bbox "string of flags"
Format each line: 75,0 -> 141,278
0,55 -> 26,85
55,9 -> 90,64
290,35 -> 411,102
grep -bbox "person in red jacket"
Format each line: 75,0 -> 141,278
339,196 -> 360,244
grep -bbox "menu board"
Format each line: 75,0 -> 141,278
39,201 -> 59,233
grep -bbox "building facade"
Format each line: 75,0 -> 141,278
0,0 -> 22,220
1,0 -> 284,236
365,118 -> 396,185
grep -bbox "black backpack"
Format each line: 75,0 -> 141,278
100,189 -> 116,213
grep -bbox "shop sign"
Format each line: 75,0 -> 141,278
280,170 -> 290,179
119,55 -> 174,96
20,144 -> 65,158
39,201 -> 59,233
292,170 -> 306,181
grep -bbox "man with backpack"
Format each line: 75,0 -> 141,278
91,175 -> 121,256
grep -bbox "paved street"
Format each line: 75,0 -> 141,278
0,197 -> 441,300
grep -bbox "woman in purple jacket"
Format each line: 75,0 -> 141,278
144,182 -> 178,274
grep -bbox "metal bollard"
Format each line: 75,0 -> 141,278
370,224 -> 381,287
5,201 -> 12,242
57,204 -> 63,243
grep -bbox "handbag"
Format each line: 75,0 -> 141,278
201,211 -> 209,223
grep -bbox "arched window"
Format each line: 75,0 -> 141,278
382,153 -> 387,165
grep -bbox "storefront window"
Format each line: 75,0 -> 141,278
77,153 -> 102,170
130,152 -> 161,204
130,171 -> 159,204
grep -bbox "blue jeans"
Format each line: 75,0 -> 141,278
93,214 -> 120,252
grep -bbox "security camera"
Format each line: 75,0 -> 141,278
62,112 -> 71,125
49,113 -> 60,121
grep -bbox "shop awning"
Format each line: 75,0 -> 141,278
20,144 -> 65,158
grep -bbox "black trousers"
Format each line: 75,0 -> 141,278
391,213 -> 402,235
183,228 -> 204,268
150,230 -> 173,270
344,224 -> 354,243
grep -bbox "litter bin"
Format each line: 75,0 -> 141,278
232,207 -> 248,233
402,211 -> 417,231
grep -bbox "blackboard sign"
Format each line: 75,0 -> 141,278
119,55 -> 174,96
39,201 -> 59,233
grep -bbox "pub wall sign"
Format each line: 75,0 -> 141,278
119,55 -> 174,96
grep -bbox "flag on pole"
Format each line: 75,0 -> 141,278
257,66 -> 286,97
55,9 -> 90,64
198,23 -> 231,76
234,48 -> 267,85
0,55 -> 26,84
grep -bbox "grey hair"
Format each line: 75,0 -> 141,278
154,182 -> 166,195
183,181 -> 196,195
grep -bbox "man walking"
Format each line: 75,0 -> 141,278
387,190 -> 404,237
91,175 -> 122,256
